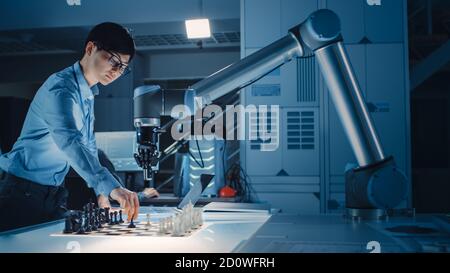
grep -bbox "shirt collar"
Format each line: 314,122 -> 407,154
74,61 -> 99,101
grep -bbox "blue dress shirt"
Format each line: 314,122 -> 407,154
0,62 -> 121,197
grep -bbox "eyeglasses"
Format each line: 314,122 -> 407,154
94,43 -> 131,76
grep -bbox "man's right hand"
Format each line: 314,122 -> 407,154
109,187 -> 139,221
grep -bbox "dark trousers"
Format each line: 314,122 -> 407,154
0,173 -> 67,232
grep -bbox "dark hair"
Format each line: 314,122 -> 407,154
84,22 -> 135,61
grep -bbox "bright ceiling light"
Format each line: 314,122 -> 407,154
185,18 -> 211,39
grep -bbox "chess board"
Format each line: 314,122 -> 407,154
52,220 -> 202,237
53,203 -> 204,237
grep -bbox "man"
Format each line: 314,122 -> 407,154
0,22 -> 140,232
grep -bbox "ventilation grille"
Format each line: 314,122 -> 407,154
286,111 -> 315,150
250,110 -> 279,151
134,32 -> 240,47
297,57 -> 316,102
0,41 -> 63,54
0,32 -> 240,55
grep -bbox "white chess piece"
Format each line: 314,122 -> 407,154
163,218 -> 169,233
180,214 -> 187,234
158,219 -> 165,234
196,208 -> 204,226
172,219 -> 179,236
145,213 -> 151,230
193,209 -> 199,228
167,217 -> 173,233
165,218 -> 171,234
172,215 -> 182,236
183,212 -> 190,232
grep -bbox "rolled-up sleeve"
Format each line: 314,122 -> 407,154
43,84 -> 121,197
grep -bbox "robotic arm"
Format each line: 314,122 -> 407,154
133,9 -> 408,213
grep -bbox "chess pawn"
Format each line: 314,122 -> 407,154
165,218 -> 171,234
196,209 -> 202,227
119,210 -> 124,224
173,215 -> 180,235
164,218 -> 169,233
161,218 -> 166,232
198,209 -> 204,226
145,213 -> 151,230
113,211 -> 119,225
181,215 -> 188,234
168,217 -> 174,232
109,212 -> 114,225
184,213 -> 190,232
158,220 -> 164,234
172,218 -> 179,236
173,217 -> 182,236
192,210 -> 198,228
185,208 -> 190,229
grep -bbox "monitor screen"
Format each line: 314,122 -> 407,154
95,131 -> 142,172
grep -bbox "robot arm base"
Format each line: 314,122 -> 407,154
345,156 -> 409,210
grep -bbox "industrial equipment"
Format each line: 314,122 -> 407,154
133,9 -> 409,219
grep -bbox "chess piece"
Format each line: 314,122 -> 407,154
82,205 -> 92,232
89,203 -> 95,227
114,211 -> 119,225
109,212 -> 114,225
198,209 -> 204,226
172,216 -> 182,236
105,207 -> 110,223
77,215 -> 86,234
84,212 -> 92,232
99,208 -> 105,224
145,213 -> 151,230
128,218 -> 136,228
91,209 -> 98,231
119,210 -> 124,223
166,218 -> 172,234
158,220 -> 164,234
96,209 -> 103,229
76,225 -> 86,234
71,211 -> 82,232
63,216 -> 73,234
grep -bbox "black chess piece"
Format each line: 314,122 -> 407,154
128,219 -> 136,228
84,211 -> 92,232
119,210 -> 124,224
96,208 -> 103,229
109,212 -> 114,225
91,215 -> 98,231
76,225 -> 86,234
77,215 -> 86,234
89,208 -> 95,229
99,208 -> 105,224
63,216 -> 73,234
89,203 -> 95,226
72,211 -> 83,232
114,211 -> 119,224
105,207 -> 110,223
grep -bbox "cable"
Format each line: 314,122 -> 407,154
238,163 -> 258,202
222,140 -> 227,188
156,175 -> 174,191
